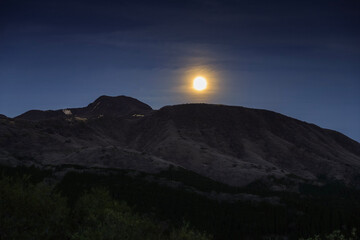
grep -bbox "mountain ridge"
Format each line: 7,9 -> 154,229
1,95 -> 359,189
15,95 -> 152,121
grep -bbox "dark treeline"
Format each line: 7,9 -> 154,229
0,171 -> 212,240
1,165 -> 360,239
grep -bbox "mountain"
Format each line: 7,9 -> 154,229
16,95 -> 152,121
1,95 -> 360,189
128,104 -> 360,187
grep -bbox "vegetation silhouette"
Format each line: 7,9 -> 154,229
0,174 -> 212,240
1,165 -> 360,239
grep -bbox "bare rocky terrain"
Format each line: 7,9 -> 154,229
1,95 -> 360,189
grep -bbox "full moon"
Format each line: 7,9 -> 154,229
193,76 -> 207,91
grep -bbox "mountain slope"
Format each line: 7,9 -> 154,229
16,95 -> 152,121
128,104 -> 360,187
1,96 -> 360,188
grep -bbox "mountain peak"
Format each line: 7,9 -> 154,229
92,95 -> 151,108
85,95 -> 152,117
16,95 -> 152,121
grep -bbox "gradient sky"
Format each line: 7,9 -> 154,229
1,0 -> 359,141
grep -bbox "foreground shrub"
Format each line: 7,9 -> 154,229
170,223 -> 213,240
0,176 -> 69,240
71,188 -> 163,240
300,228 -> 358,240
0,175 -> 212,240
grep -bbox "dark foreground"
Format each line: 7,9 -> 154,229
1,165 -> 360,240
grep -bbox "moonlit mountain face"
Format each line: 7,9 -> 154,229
16,95 -> 152,121
1,96 -> 359,190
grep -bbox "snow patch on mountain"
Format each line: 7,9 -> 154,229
63,109 -> 72,115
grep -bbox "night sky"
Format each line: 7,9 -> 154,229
1,0 -> 359,141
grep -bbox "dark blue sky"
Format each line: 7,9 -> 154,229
1,0 -> 359,141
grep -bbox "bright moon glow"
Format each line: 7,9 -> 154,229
193,76 -> 207,91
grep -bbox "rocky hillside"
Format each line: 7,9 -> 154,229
16,95 -> 152,121
1,95 -> 359,189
